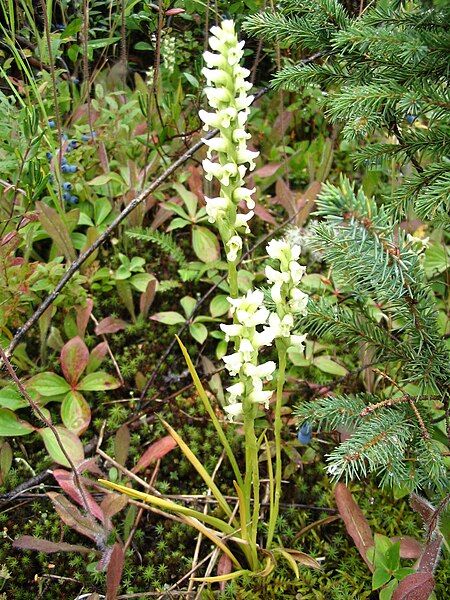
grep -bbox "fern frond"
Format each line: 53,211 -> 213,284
127,227 -> 186,266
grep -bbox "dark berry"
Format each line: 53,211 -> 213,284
297,423 -> 312,445
46,152 -> 52,161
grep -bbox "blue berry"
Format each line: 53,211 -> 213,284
68,140 -> 78,150
81,131 -> 97,142
72,77 -> 80,85
63,191 -> 72,201
69,195 -> 79,204
60,133 -> 68,141
406,114 -> 417,124
48,120 -> 55,128
68,165 -> 78,173
62,182 -> 72,191
61,163 -> 74,173
297,423 -> 312,445
46,152 -> 52,161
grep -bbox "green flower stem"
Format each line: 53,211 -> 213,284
243,398 -> 259,570
266,341 -> 287,549
228,259 -> 239,298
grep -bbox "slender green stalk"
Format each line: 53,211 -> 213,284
243,399 -> 259,569
266,342 -> 287,549
228,259 -> 239,298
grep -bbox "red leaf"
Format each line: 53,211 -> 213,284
76,298 -> 93,337
132,436 -> 177,473
253,203 -> 276,224
53,469 -> 105,524
106,543 -> 124,600
139,279 -> 157,318
253,163 -> 282,178
95,317 -> 128,335
87,341 -> 109,373
410,494 -> 435,528
165,7 -> 185,15
98,141 -> 109,173
114,424 -> 130,467
13,535 -> 91,554
60,337 -> 89,386
187,165 -> 205,203
391,536 -> 423,559
101,493 -> 128,520
417,532 -> 443,574
48,492 -> 105,542
274,179 -> 297,218
334,483 -> 374,571
217,552 -> 233,591
392,572 -> 435,600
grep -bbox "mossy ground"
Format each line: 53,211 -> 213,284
1,377 -> 448,598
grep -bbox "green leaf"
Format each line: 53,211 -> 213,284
39,427 -> 84,467
134,41 -> 153,51
183,72 -> 199,88
61,391 -> 91,435
163,201 -> 190,220
115,265 -> 131,280
0,409 -> 34,436
180,296 -> 197,318
209,294 -> 229,317
237,269 -> 254,292
424,243 -> 449,278
172,183 -> 198,218
93,197 -> 112,225
189,322 -> 208,344
36,202 -> 76,262
129,257 -> 145,271
87,36 -> 120,49
88,173 -> 123,186
395,567 -> 415,581
129,272 -> 154,293
192,226 -> 220,263
216,340 -> 228,360
379,578 -> 397,600
0,386 -> 28,410
373,567 -> 392,590
385,541 -> 400,572
151,311 -> 185,325
166,217 -> 190,231
77,372 -> 121,392
27,373 -> 71,397
313,356 -> 348,376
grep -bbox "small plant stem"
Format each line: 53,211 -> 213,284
243,399 -> 259,570
228,259 -> 239,298
267,342 -> 287,549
